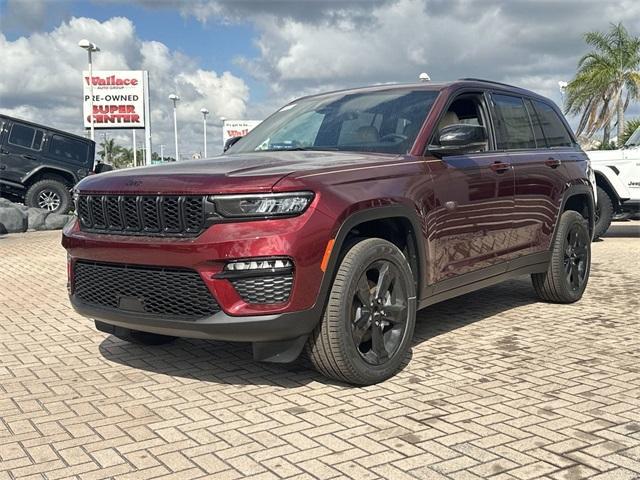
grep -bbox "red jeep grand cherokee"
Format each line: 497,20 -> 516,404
63,79 -> 594,385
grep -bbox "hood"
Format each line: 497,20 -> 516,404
77,150 -> 394,194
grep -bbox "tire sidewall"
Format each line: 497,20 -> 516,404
331,239 -> 417,384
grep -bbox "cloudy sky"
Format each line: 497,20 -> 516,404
1,0 -> 639,158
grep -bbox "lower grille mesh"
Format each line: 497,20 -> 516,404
73,261 -> 220,320
231,275 -> 293,304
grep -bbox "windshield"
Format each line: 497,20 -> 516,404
227,88 -> 439,155
624,126 -> 640,148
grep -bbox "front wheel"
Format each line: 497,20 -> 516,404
532,210 -> 591,303
25,179 -> 72,213
307,238 -> 416,385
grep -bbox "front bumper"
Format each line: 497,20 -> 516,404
72,296 -> 318,343
62,201 -> 335,350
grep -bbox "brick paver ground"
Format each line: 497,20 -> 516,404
1,223 -> 639,480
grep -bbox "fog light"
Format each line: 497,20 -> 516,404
225,258 -> 293,272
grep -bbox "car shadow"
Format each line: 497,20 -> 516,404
602,221 -> 640,238
98,276 -> 539,388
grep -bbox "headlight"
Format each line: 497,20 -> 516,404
209,192 -> 314,218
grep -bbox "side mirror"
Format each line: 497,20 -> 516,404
429,124 -> 487,157
223,136 -> 243,153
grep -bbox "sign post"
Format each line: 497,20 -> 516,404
143,71 -> 152,166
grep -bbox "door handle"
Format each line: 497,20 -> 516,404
23,154 -> 36,161
545,157 -> 561,168
490,161 -> 511,173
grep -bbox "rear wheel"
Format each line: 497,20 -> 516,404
25,178 -> 72,213
306,238 -> 416,385
532,210 -> 590,303
593,185 -> 613,239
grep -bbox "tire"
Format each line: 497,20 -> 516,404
306,238 -> 416,385
123,329 -> 177,346
593,186 -> 613,240
25,178 -> 72,213
531,210 -> 590,303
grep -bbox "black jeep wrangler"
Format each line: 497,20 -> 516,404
0,114 -> 95,213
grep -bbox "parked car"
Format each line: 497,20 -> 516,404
0,114 -> 95,213
63,79 -> 594,385
587,126 -> 640,238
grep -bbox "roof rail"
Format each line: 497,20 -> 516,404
457,78 -> 518,89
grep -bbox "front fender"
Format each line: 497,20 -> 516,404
594,166 -> 631,202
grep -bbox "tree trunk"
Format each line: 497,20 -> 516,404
617,93 -> 624,146
603,121 -> 611,147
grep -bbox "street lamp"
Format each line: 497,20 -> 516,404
78,39 -> 100,141
169,94 -> 180,160
201,108 -> 209,158
558,80 -> 568,100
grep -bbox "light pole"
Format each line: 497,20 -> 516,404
219,116 -> 226,151
78,39 -> 100,141
201,108 -> 209,158
169,94 -> 180,160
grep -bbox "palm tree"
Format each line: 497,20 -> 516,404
620,117 -> 640,145
565,23 -> 640,145
97,138 -> 120,164
112,147 -> 134,169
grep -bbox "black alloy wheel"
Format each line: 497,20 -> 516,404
563,222 -> 589,292
351,260 -> 408,366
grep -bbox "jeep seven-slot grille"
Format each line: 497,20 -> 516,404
77,195 -> 206,236
73,261 -> 220,320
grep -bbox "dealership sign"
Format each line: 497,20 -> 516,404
222,120 -> 261,147
83,70 -> 146,129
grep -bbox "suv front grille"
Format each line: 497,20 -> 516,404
73,261 -> 220,320
77,195 -> 206,236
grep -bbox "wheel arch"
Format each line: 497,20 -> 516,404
593,168 -> 630,209
320,205 -> 426,307
559,184 -> 596,239
22,166 -> 77,188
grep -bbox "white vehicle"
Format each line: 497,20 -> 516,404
587,126 -> 640,238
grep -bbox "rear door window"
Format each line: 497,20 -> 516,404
524,99 -> 547,148
491,94 -> 536,150
532,100 -> 574,148
50,135 -> 90,164
8,123 -> 44,151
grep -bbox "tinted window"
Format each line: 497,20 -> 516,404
50,135 -> 89,163
8,123 -> 43,150
228,89 -> 438,155
532,100 -> 573,147
492,94 -> 535,150
524,99 -> 546,148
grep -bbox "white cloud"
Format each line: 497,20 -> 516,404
0,17 -> 249,158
